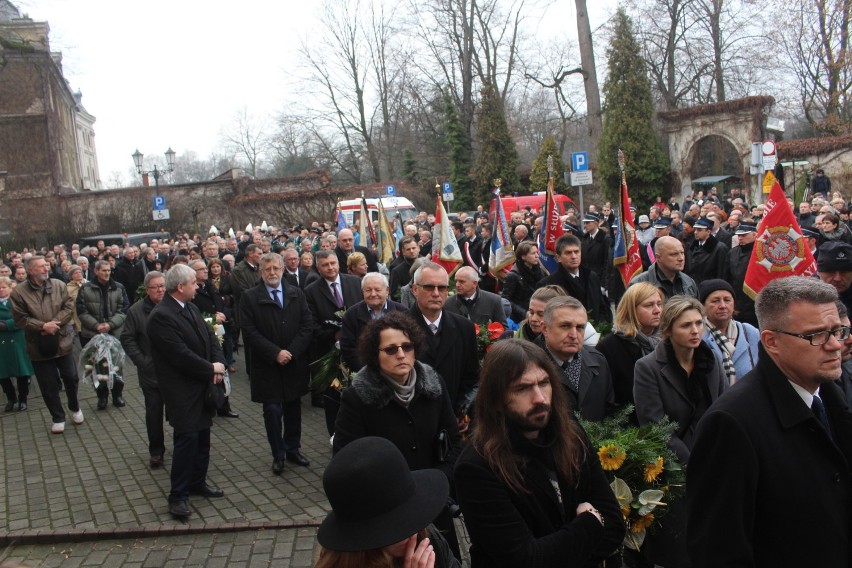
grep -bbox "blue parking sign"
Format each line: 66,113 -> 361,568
571,151 -> 589,172
386,185 -> 396,196
443,182 -> 452,193
153,196 -> 166,210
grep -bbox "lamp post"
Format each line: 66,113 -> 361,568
132,147 -> 176,195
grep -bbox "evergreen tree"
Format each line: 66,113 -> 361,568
444,90 -> 474,211
598,9 -> 670,206
529,136 -> 569,194
471,83 -> 521,207
403,148 -> 418,185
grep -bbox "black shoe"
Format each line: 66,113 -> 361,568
113,396 -> 125,408
285,451 -> 310,467
169,501 -> 191,519
150,454 -> 164,468
4,401 -> 14,413
272,460 -> 285,475
190,483 -> 224,498
218,410 -> 239,418
18,402 -> 26,411
97,397 -> 108,410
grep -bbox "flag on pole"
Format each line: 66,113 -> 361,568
375,198 -> 397,265
336,207 -> 348,233
489,187 -> 515,279
613,150 -> 643,287
431,194 -> 463,276
357,195 -> 375,249
743,172 -> 816,299
539,157 -> 564,275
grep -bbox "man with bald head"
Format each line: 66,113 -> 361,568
334,228 -> 378,274
630,235 -> 698,299
444,266 -> 507,325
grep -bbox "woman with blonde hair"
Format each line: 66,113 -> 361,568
596,282 -> 664,424
347,252 -> 369,278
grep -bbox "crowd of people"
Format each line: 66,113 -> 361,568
3,176 -> 852,567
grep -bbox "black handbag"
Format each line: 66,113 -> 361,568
205,381 -> 226,412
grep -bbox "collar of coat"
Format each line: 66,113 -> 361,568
691,233 -> 720,252
349,361 -> 443,408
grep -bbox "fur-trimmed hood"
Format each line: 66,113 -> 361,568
349,361 -> 444,408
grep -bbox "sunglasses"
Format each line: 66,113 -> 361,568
379,343 -> 415,356
418,284 -> 450,292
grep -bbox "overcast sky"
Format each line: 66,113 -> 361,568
16,0 -> 616,187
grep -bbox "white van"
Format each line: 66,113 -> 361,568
337,196 -> 418,227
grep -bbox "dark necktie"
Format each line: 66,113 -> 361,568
562,359 -> 581,393
271,289 -> 282,308
331,282 -> 344,309
812,396 -> 833,441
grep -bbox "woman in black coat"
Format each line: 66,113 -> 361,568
596,282 -> 663,425
333,311 -> 462,559
502,241 -> 545,322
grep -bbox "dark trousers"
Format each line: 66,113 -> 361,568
262,400 -> 302,460
32,354 -> 80,423
323,387 -> 341,436
141,382 -> 166,458
95,379 -> 124,400
169,428 -> 211,504
0,376 -> 30,403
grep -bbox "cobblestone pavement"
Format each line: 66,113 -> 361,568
0,354 -> 330,567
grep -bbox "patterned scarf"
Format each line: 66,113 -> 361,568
705,318 -> 737,385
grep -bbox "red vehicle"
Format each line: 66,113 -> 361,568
489,192 -> 577,219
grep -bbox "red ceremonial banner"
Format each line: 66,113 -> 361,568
743,178 -> 816,300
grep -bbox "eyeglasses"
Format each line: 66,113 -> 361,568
771,326 -> 851,346
418,284 -> 449,293
379,343 -> 415,356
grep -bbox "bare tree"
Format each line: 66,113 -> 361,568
775,0 -> 852,135
220,107 -> 271,178
575,0 -> 603,166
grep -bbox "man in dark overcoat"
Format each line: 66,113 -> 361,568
240,253 -> 314,475
147,264 -> 227,519
339,272 -> 406,371
688,277 -> 852,567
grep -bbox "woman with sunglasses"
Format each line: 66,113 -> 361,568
333,311 -> 463,561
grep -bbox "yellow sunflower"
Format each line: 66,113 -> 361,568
644,456 -> 664,482
631,513 -> 655,533
598,444 -> 627,471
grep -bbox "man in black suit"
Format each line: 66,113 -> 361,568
335,228 -> 378,273
240,253 -> 314,476
282,248 -> 308,290
537,296 -> 615,421
538,234 -> 612,324
147,264 -> 227,519
445,266 -> 506,325
460,220 -> 483,273
389,237 -> 420,301
688,277 -> 852,567
305,250 -> 363,434
409,262 -> 479,413
339,272 -> 407,370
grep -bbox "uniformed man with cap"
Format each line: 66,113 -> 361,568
728,222 -> 758,327
817,241 -> 852,315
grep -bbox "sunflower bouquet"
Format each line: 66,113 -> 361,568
579,405 -> 685,551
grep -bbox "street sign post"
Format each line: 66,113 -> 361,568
761,140 -> 777,170
570,171 -> 593,186
153,209 -> 170,220
442,182 -> 454,202
570,151 -> 592,214
153,196 -> 166,210
571,151 -> 589,172
386,184 -> 396,196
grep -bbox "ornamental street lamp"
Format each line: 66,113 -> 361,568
132,147 -> 176,195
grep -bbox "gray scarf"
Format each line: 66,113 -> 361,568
380,367 -> 417,407
705,318 -> 737,385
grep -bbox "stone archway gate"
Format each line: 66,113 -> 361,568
658,96 -> 775,198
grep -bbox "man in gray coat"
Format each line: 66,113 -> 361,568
444,266 -> 507,325
630,236 -> 698,299
120,271 -> 167,468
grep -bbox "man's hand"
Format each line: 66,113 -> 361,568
276,350 -> 293,365
212,362 -> 226,383
215,312 -> 226,324
42,320 -> 60,335
96,323 -> 111,334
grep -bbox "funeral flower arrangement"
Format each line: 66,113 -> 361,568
203,314 -> 226,345
79,333 -> 126,391
579,405 -> 685,551
311,310 -> 350,393
474,321 -> 505,360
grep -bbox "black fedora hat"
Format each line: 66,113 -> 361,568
317,437 -> 449,552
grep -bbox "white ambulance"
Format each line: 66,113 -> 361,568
336,196 -> 418,227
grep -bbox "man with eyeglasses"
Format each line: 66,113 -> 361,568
688,277 -> 852,567
334,228 -> 378,274
240,253 -> 314,476
409,261 -> 479,415
76,259 -> 130,410
120,271 -> 168,468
